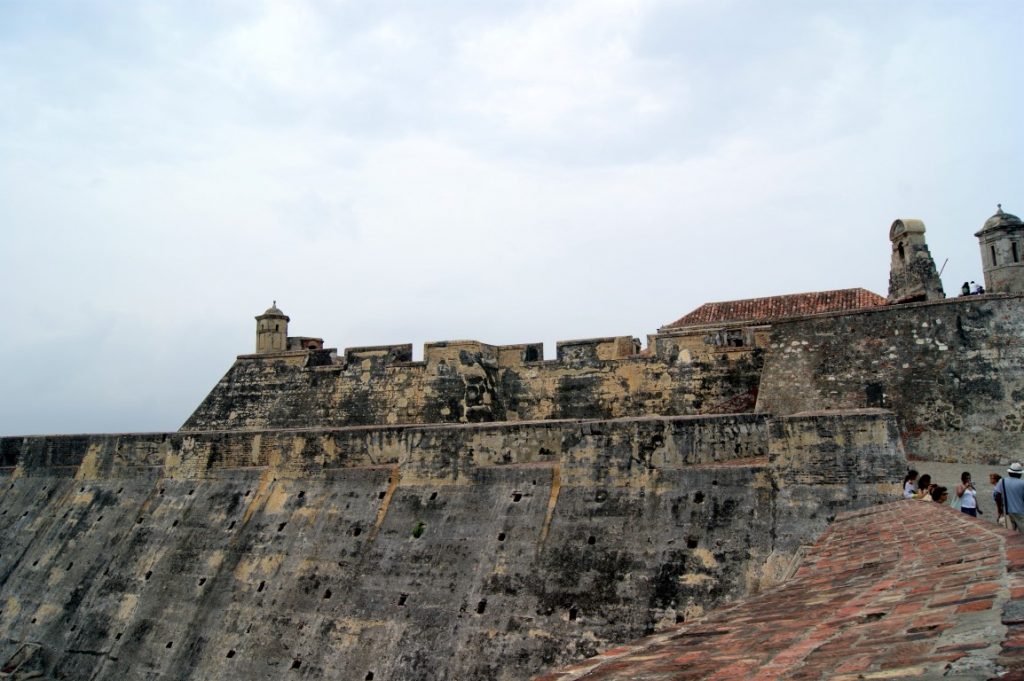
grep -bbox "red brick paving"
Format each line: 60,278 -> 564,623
534,501 -> 1024,680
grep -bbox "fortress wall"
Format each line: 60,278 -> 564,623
756,295 -> 1024,464
0,411 -> 902,681
1,414 -> 772,480
181,337 -> 762,431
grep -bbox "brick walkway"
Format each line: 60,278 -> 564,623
534,501 -> 1024,680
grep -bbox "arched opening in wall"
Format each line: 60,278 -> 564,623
365,673 -> 375,680
897,242 -> 905,261
476,599 -> 487,614
993,245 -> 998,266
569,606 -> 578,621
291,660 -> 301,670
1014,242 -> 1020,263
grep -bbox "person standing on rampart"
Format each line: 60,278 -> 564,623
995,463 -> 1024,531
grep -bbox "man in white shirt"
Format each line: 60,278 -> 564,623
995,463 -> 1024,531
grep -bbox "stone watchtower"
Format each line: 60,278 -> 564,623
975,205 -> 1024,294
887,219 -> 945,304
255,302 -> 289,353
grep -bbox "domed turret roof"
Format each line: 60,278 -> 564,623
259,301 -> 288,317
978,204 -> 1023,235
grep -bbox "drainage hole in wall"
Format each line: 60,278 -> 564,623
96,516 -> 103,522
188,489 -> 194,496
675,614 -> 685,623
323,589 -> 332,599
512,493 -> 522,502
31,618 -> 36,624
166,641 -> 173,649
412,522 -> 425,538
159,488 -> 165,495
198,578 -> 207,586
352,527 -> 362,537
115,633 -> 122,641
398,593 -> 408,606
32,560 -> 38,567
476,599 -> 487,614
586,536 -> 596,546
80,487 -> 85,493
144,571 -> 152,580
226,650 -> 236,659
686,537 -> 699,549
497,532 -> 506,542
291,660 -> 301,670
228,520 -> 236,530
278,522 -> 287,532
257,581 -> 266,593
136,517 -> 144,524
67,562 -> 74,570
569,607 -> 578,621
298,490 -> 305,498
711,480 -> 718,486
693,491 -> 704,504
429,491 -> 437,500
365,673 -> 374,680
245,489 -> 251,497
172,520 -> 179,528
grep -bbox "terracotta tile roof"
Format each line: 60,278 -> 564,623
662,287 -> 887,330
534,501 -> 1024,681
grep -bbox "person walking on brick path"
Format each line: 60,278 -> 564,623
903,470 -> 918,499
956,472 -> 982,517
991,473 -> 1007,526
995,463 -> 1024,531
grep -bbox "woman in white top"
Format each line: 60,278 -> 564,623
903,470 -> 918,499
957,471 -> 981,517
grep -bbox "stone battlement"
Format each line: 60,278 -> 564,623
180,295 -> 1024,466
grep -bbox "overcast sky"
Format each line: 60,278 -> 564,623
1,0 -> 1021,436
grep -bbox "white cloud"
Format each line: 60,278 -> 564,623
0,0 -> 1021,434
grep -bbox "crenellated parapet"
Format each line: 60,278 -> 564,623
182,331 -> 762,431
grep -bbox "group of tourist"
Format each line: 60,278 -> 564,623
960,281 -> 986,295
903,463 -> 1024,530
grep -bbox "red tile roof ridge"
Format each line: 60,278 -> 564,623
661,287 -> 887,330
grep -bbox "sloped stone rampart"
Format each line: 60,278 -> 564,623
0,411 -> 903,681
535,500 -> 1024,681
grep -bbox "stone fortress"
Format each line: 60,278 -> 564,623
0,208 -> 1022,680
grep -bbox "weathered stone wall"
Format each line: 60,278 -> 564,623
756,295 -> 1024,463
181,336 -> 763,432
0,410 -> 903,681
